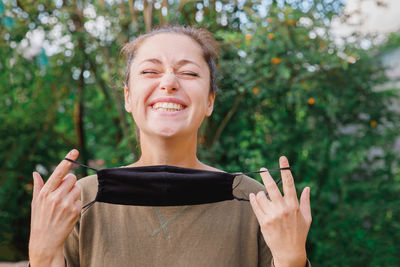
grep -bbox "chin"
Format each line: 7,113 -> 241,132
149,126 -> 185,138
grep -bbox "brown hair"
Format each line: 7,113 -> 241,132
121,25 -> 219,94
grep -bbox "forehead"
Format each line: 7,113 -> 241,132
133,33 -> 206,65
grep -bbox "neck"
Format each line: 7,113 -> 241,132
134,131 -> 203,169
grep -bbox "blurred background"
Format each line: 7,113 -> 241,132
1,0 -> 399,265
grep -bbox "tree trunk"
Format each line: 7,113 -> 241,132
72,0 -> 88,176
128,0 -> 139,26
144,0 -> 154,32
74,59 -> 87,177
159,0 -> 169,26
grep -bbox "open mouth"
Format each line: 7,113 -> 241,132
151,102 -> 187,112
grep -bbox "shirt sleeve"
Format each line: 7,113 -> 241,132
258,228 -> 311,267
63,219 -> 80,267
270,258 -> 311,267
258,228 -> 273,267
27,258 -> 68,267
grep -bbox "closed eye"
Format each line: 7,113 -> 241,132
181,72 -> 199,77
140,71 -> 199,77
141,71 -> 159,74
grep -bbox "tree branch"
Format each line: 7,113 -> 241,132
128,0 -> 139,26
210,90 -> 245,149
100,47 -> 140,159
143,0 -> 154,32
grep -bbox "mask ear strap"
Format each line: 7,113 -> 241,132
64,157 -> 99,212
241,167 -> 290,175
82,199 -> 96,210
232,167 -> 290,202
64,157 -> 99,172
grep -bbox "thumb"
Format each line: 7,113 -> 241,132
32,172 -> 44,201
300,187 -> 312,226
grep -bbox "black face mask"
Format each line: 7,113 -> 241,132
64,158 -> 289,208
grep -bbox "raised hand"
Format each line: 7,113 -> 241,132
29,149 -> 82,267
249,156 -> 312,267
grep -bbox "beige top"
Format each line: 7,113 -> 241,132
63,174 -> 310,267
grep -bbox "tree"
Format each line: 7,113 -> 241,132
1,0 -> 399,265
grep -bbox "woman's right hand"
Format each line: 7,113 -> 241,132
29,149 -> 82,267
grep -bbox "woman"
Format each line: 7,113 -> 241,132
29,26 -> 312,267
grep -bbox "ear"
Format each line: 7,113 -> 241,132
124,86 -> 132,113
205,91 -> 215,117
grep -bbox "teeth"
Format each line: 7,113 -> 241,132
152,102 -> 184,111
155,107 -> 180,112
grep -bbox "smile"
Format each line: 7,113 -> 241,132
152,102 -> 185,112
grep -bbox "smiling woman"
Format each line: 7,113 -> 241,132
122,31 -> 215,157
28,26 -> 311,267
121,26 -> 218,151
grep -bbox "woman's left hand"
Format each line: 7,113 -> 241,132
249,156 -> 312,267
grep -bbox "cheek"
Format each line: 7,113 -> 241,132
190,91 -> 210,118
130,79 -> 158,107
192,81 -> 211,102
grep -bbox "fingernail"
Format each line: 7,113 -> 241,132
32,172 -> 36,179
71,149 -> 77,156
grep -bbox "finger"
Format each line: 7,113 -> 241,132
32,172 -> 44,201
64,184 -> 81,203
62,186 -> 82,220
249,193 -> 267,224
300,187 -> 312,225
259,168 -> 284,203
279,156 -> 298,205
74,199 -> 83,215
75,199 -> 82,211
43,149 -> 79,192
54,174 -> 77,196
67,199 -> 83,224
255,191 -> 271,214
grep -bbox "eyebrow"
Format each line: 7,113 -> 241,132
138,58 -> 201,68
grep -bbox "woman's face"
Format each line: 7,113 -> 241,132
125,33 -> 215,138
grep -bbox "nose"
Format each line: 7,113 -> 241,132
159,70 -> 178,92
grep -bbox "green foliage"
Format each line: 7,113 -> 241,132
205,8 -> 400,265
1,0 -> 399,265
